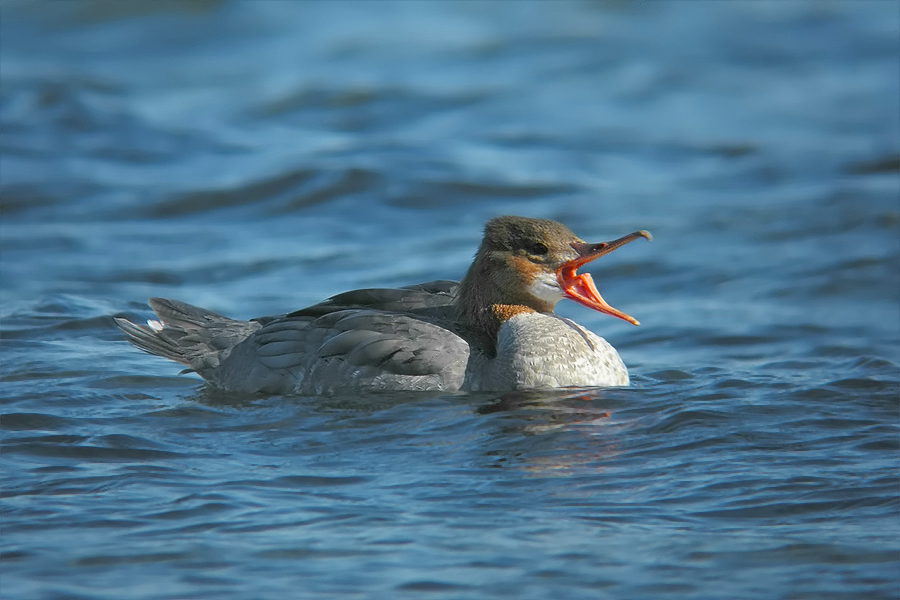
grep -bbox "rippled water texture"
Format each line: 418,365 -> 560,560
2,1 -> 899,598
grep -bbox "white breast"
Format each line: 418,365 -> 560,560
464,312 -> 629,391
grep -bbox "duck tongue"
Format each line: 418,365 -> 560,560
557,230 -> 651,326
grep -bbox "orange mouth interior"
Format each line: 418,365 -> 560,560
557,230 -> 651,326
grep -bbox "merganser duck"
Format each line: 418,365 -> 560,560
115,216 -> 650,394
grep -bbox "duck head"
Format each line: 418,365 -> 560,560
456,216 -> 651,333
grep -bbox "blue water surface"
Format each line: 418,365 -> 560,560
1,1 -> 898,599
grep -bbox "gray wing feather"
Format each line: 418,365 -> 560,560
253,319 -> 311,344
247,311 -> 467,375
345,337 -> 406,369
317,329 -> 383,357
257,340 -> 311,358
216,309 -> 470,392
288,280 -> 457,318
256,352 -> 308,371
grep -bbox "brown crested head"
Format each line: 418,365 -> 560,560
459,215 -> 582,312
480,216 -> 581,259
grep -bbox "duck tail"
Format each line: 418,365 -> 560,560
115,298 -> 258,373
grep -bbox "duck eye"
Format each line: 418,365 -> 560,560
528,241 -> 549,255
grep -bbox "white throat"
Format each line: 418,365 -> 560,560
527,270 -> 565,307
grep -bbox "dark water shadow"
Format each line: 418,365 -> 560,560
187,382 -> 641,425
188,385 -> 462,412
